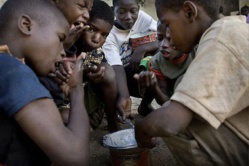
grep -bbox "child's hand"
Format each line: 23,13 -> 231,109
84,65 -> 105,83
53,61 -> 74,85
63,24 -> 90,49
116,96 -> 134,121
130,47 -> 145,72
60,53 -> 86,96
135,118 -> 157,149
134,71 -> 158,88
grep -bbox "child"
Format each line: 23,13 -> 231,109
135,21 -> 195,116
69,0 -> 121,132
135,0 -> 249,165
51,0 -> 93,49
240,5 -> 249,23
0,0 -> 89,165
219,6 -> 225,18
102,0 -> 158,118
39,0 -> 93,104
51,0 -> 92,26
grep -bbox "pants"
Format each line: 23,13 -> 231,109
163,118 -> 249,166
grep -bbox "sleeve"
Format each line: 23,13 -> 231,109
135,11 -> 157,33
0,55 -> 52,117
102,33 -> 123,66
171,36 -> 249,129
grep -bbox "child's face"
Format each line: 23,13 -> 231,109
241,8 -> 249,16
27,15 -> 69,76
157,23 -> 182,61
156,8 -> 197,54
54,0 -> 93,25
114,0 -> 139,30
79,17 -> 112,52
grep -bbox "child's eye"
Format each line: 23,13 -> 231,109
87,28 -> 94,33
117,9 -> 125,15
101,33 -> 108,38
161,21 -> 169,28
164,23 -> 170,28
77,3 -> 85,9
58,34 -> 66,42
130,9 -> 138,14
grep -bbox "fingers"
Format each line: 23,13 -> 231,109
71,24 -> 90,34
116,107 -> 126,122
70,24 -> 84,34
54,71 -> 67,85
133,73 -> 139,80
130,61 -> 140,72
62,53 -> 85,89
81,25 -> 90,31
117,114 -> 125,123
116,99 -> 133,122
117,111 -> 134,124
135,119 -> 157,149
58,63 -> 71,78
134,71 -> 156,87
127,113 -> 135,120
52,61 -> 75,85
85,66 -> 105,83
76,52 -> 86,70
137,137 -> 157,149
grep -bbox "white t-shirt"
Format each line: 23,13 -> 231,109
102,10 -> 157,67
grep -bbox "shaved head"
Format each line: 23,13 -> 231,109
0,0 -> 66,35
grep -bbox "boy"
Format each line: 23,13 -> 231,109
39,0 -> 93,104
51,0 -> 93,49
240,5 -> 249,23
102,0 -> 158,118
0,0 -> 89,165
219,6 -> 225,18
135,0 -> 249,165
68,0 -> 121,132
135,21 -> 195,116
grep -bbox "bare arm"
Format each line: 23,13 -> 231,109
130,41 -> 159,72
135,100 -> 193,147
134,72 -> 170,105
153,79 -> 170,105
112,65 -> 132,120
63,24 -> 90,50
14,56 -> 89,166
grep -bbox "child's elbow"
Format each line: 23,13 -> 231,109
53,144 -> 90,166
54,154 -> 90,166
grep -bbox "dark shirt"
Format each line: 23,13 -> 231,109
0,53 -> 51,165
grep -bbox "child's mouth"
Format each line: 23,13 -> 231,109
161,50 -> 171,58
74,21 -> 84,27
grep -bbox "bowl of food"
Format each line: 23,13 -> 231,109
102,129 -> 150,166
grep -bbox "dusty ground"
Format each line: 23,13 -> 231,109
90,97 -> 178,166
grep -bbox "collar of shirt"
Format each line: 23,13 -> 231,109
0,45 -> 25,64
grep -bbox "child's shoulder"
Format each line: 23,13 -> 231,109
0,52 -> 23,68
0,52 -> 35,79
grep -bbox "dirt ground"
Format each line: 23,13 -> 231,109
90,97 -> 178,166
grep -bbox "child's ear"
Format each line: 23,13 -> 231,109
18,15 -> 34,35
183,1 -> 198,22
